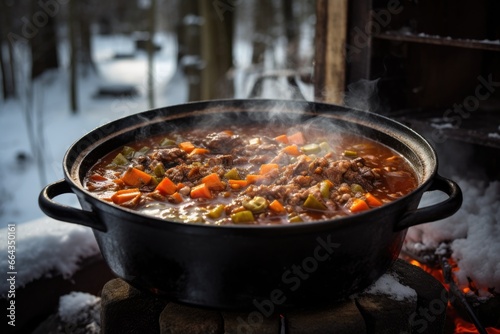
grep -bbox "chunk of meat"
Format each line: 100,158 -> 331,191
204,132 -> 244,153
151,148 -> 187,166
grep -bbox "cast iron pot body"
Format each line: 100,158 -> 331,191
39,99 -> 462,309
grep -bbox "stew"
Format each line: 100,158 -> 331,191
84,124 -> 418,225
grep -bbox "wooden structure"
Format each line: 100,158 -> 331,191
98,260 -> 447,334
314,0 -> 500,150
315,0 -> 500,105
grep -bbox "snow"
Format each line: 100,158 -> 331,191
363,273 -> 417,301
431,122 -> 454,129
488,132 -> 500,139
0,217 -> 99,295
58,291 -> 100,324
406,177 -> 500,295
57,292 -> 101,333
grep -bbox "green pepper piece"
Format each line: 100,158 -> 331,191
343,150 -> 357,157
224,168 -> 241,180
303,194 -> 327,211
351,183 -> 364,193
121,146 -> 135,159
231,210 -> 255,223
153,163 -> 165,177
135,146 -> 150,157
111,153 -> 129,166
243,196 -> 268,213
301,143 -> 321,155
160,138 -> 176,147
207,204 -> 225,219
320,180 -> 332,198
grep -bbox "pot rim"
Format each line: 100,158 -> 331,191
62,99 -> 438,232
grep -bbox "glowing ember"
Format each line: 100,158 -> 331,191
407,260 -> 500,333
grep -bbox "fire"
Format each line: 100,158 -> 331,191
407,259 -> 500,334
452,308 -> 500,334
408,259 -> 449,289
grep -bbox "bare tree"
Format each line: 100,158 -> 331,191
147,0 -> 157,109
69,0 -> 78,113
0,0 -> 17,99
30,3 -> 59,79
251,0 -> 276,65
79,0 -> 97,76
199,0 -> 234,100
282,0 -> 301,68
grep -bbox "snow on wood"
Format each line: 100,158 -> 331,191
364,273 -> 417,301
58,291 -> 100,325
0,217 -> 99,295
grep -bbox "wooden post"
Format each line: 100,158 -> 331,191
314,0 -> 348,104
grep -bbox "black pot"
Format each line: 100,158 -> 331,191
39,99 -> 462,310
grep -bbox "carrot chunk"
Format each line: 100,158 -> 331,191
274,134 -> 289,144
121,167 -> 152,187
201,173 -> 225,190
228,179 -> 248,189
259,163 -> 279,175
190,183 -> 212,199
89,174 -> 108,182
269,199 -> 286,214
349,198 -> 370,213
281,145 -> 301,156
246,174 -> 264,184
169,192 -> 183,204
365,192 -> 383,207
179,141 -> 195,153
189,148 -> 210,156
287,131 -> 305,145
156,177 -> 177,195
111,188 -> 141,204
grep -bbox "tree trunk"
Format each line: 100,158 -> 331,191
252,0 -> 275,65
79,0 -> 96,76
147,0 -> 157,109
199,0 -> 234,100
283,0 -> 298,67
69,0 -> 78,113
0,0 -> 16,99
0,34 -> 7,100
176,1 -> 202,102
30,4 -> 59,79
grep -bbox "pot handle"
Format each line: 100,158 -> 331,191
39,179 -> 107,232
394,174 -> 462,231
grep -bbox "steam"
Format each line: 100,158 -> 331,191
343,78 -> 381,112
